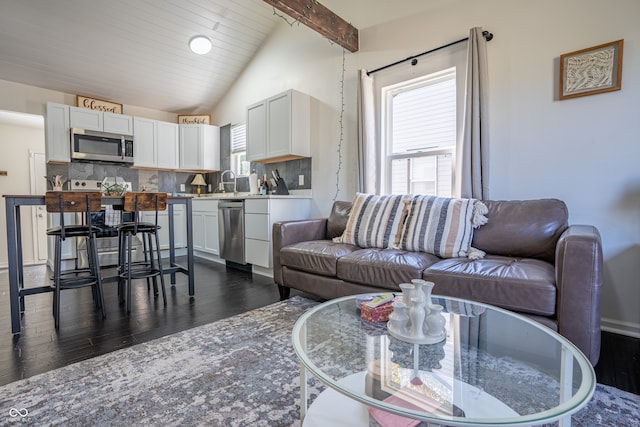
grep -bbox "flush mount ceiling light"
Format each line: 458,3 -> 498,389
189,35 -> 212,55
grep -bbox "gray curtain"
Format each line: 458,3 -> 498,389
458,27 -> 490,199
357,69 -> 378,194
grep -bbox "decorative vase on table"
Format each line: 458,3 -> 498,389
412,278 -> 436,308
387,301 -> 409,337
425,304 -> 446,340
388,280 -> 446,344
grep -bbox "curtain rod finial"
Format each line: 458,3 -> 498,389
482,31 -> 494,42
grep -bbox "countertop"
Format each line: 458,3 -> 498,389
189,190 -> 312,200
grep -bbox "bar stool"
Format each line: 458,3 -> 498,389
45,191 -> 106,329
117,192 -> 167,312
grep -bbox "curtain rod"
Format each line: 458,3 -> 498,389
367,30 -> 494,76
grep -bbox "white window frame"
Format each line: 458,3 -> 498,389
230,123 -> 249,176
381,68 -> 457,196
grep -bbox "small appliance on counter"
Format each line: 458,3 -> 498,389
249,172 -> 259,195
272,169 -> 289,195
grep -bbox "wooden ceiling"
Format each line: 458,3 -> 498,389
0,0 -> 446,115
0,0 -> 281,114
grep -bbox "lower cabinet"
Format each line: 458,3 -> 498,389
244,198 -> 310,269
192,199 -> 219,256
46,212 -> 76,270
141,205 -> 186,251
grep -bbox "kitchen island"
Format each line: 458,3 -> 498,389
3,194 -> 194,334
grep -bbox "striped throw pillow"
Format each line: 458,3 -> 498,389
335,193 -> 410,249
400,195 -> 488,258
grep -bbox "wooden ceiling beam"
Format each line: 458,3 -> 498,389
263,0 -> 359,52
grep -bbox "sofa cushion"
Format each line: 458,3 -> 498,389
280,240 -> 360,277
399,195 -> 488,258
424,255 -> 556,316
335,193 -> 410,249
326,201 -> 352,239
337,248 -> 440,291
472,199 -> 568,263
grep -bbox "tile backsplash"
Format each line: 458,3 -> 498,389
236,158 -> 312,193
47,157 -> 312,195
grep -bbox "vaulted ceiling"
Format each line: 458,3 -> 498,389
0,0 -> 449,115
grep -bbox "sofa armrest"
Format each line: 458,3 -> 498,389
555,225 -> 603,365
272,219 -> 328,285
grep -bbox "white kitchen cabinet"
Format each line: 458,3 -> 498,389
192,199 -> 219,256
156,121 -> 179,169
46,212 -> 76,270
69,106 -> 103,131
179,124 -> 220,171
246,89 -> 310,163
133,117 -> 156,167
69,106 -> 133,134
45,102 -> 70,163
104,111 -> 134,135
244,198 -> 310,268
246,101 -> 267,161
141,205 -> 186,251
134,118 -> 179,169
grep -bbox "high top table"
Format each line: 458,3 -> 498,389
292,295 -> 595,427
3,194 -> 194,334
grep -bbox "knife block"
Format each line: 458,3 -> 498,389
274,178 -> 289,195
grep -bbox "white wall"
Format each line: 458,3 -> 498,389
0,79 -> 178,122
0,122 -> 45,267
212,0 -> 640,335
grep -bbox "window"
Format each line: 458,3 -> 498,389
230,123 -> 250,176
382,68 -> 456,197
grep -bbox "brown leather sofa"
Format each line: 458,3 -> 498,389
273,198 -> 603,365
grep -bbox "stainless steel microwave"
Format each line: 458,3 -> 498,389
70,128 -> 134,164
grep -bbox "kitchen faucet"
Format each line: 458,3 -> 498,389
220,170 -> 237,195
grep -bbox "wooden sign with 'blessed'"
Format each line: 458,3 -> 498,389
76,95 -> 123,114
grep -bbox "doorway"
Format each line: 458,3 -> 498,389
30,151 -> 48,262
0,110 -> 46,268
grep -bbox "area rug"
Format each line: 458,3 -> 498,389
0,296 -> 638,426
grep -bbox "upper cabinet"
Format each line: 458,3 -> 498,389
104,112 -> 134,135
45,103 -> 215,171
133,117 -> 156,168
133,117 -> 179,169
179,124 -> 220,171
157,121 -> 180,169
246,89 -> 310,163
69,106 -> 133,134
45,102 -> 70,163
247,101 -> 267,161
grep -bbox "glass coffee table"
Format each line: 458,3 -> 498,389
292,295 -> 595,427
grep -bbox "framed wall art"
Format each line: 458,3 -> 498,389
559,39 -> 623,100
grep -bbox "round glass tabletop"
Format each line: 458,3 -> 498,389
292,294 -> 595,426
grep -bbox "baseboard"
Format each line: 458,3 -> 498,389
601,317 -> 640,339
0,260 -> 45,269
193,251 -> 225,265
251,265 -> 273,278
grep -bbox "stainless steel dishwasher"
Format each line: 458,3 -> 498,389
218,200 -> 246,265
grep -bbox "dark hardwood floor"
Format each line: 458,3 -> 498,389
1,258 -> 638,396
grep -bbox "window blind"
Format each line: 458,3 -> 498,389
390,74 -> 456,154
231,123 -> 246,153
